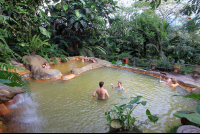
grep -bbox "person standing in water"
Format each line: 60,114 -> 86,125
92,81 -> 109,100
114,81 -> 126,93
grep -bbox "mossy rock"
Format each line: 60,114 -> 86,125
110,119 -> 124,130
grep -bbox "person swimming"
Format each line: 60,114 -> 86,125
159,76 -> 172,86
170,78 -> 179,88
159,76 -> 179,88
114,81 -> 126,93
82,56 -> 89,62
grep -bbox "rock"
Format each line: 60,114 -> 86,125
4,94 -> 21,106
176,125 -> 200,133
191,87 -> 200,94
0,85 -> 24,104
70,58 -> 111,75
0,103 -> 11,116
0,88 -> 13,104
23,55 -> 62,80
62,74 -> 76,81
0,121 -> 4,133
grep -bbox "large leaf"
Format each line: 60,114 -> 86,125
123,105 -> 133,110
129,96 -> 142,104
106,114 -> 111,122
74,22 -> 81,30
137,101 -> 147,106
114,105 -> 123,112
173,94 -> 200,101
63,5 -> 68,11
80,0 -> 85,5
197,102 -> 200,114
174,112 -> 200,125
75,10 -> 80,18
80,20 -> 87,28
39,27 -> 51,38
146,109 -> 158,123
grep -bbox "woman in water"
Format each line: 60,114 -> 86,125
114,81 -> 127,93
170,78 -> 179,88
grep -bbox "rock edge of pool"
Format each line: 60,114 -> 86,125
0,55 -> 199,133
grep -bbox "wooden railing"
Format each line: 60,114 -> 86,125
95,55 -> 200,76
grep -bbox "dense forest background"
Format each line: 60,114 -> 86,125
0,0 -> 200,65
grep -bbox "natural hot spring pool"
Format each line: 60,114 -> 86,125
50,59 -> 90,74
4,67 -> 198,133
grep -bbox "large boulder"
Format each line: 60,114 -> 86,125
191,87 -> 200,94
23,55 -> 62,80
177,125 -> 200,133
69,58 -> 111,75
0,85 -> 24,104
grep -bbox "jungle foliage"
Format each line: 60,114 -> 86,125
0,0 -> 200,91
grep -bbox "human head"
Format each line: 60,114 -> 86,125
172,78 -> 177,84
99,81 -> 104,88
118,81 -> 122,86
166,78 -> 172,83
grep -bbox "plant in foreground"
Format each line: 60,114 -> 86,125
105,96 -> 159,132
173,94 -> 200,127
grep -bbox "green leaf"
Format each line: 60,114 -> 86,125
173,94 -> 200,101
80,20 -> 87,28
114,1 -> 118,5
196,102 -> 200,114
114,105 -> 123,112
106,114 -> 111,122
115,97 -> 127,100
137,101 -> 147,106
129,96 -> 142,104
80,0 -> 85,5
63,5 -> 68,11
130,117 -> 136,124
75,10 -> 80,18
123,105 -> 133,110
0,79 -> 11,85
39,27 -> 51,38
111,60 -> 116,64
53,57 -> 58,65
146,109 -> 158,123
174,112 -> 200,125
177,111 -> 193,114
74,22 -> 81,30
119,104 -> 126,108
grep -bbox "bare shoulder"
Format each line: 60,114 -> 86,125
104,88 -> 108,92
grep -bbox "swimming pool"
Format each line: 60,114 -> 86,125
4,67 -> 198,133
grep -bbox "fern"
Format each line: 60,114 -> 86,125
0,62 -> 31,97
29,34 -> 50,53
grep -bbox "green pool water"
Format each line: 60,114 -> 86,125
4,67 -> 198,133
50,59 -> 90,74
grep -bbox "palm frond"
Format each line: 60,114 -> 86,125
147,43 -> 159,53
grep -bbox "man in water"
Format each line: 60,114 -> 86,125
92,81 -> 109,100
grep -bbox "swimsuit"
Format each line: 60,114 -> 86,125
116,86 -> 123,91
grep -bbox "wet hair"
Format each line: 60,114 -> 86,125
99,81 -> 104,88
118,81 -> 122,85
172,78 -> 177,84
